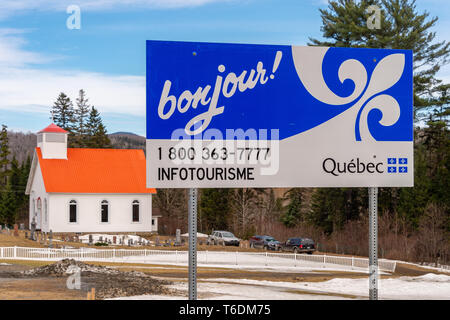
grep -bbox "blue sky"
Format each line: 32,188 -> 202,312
0,0 -> 448,136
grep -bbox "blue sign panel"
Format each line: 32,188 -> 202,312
147,40 -> 412,142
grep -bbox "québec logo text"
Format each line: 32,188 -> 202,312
322,158 -> 384,177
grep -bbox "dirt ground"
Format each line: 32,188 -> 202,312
0,277 -> 87,300
392,262 -> 443,277
0,260 -> 174,300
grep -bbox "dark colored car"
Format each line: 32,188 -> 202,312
278,238 -> 315,254
249,235 -> 280,250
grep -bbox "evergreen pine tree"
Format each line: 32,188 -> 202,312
51,92 -> 75,131
310,188 -> 344,234
280,188 -> 303,227
308,0 -> 450,233
86,107 -> 111,148
309,0 -> 450,121
397,143 -> 431,229
73,89 -> 91,147
9,156 -> 20,202
309,187 -> 365,234
20,156 -> 31,190
421,86 -> 449,208
200,188 -> 230,232
17,156 -> 31,222
0,125 -> 10,186
93,123 -> 112,148
0,180 -> 16,225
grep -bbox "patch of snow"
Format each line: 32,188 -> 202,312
110,274 -> 450,300
78,234 -> 150,246
202,275 -> 450,300
109,280 -> 350,300
398,273 -> 450,283
180,232 -> 208,238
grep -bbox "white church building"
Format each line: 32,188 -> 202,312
25,123 -> 158,233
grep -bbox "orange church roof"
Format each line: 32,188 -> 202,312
36,147 -> 156,194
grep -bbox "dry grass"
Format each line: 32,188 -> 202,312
0,232 -> 47,248
285,289 -> 362,299
0,278 -> 88,300
0,259 -> 52,268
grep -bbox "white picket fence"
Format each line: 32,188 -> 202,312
0,246 -> 397,272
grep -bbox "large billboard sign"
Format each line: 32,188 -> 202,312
146,40 -> 413,188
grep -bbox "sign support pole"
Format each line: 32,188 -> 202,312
368,187 -> 378,300
188,188 -> 198,300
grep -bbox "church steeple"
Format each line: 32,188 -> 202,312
37,123 -> 68,159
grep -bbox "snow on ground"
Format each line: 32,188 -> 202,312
109,273 -> 450,300
199,273 -> 450,300
110,280 -> 345,300
78,234 -> 150,245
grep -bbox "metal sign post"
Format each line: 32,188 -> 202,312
368,187 -> 378,300
188,188 -> 198,300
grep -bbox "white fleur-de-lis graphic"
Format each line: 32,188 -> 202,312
291,46 -> 405,141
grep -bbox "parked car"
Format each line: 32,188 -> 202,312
249,235 -> 280,250
278,238 -> 315,254
207,230 -> 240,246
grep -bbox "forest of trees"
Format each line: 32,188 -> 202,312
51,89 -> 112,148
0,125 -> 31,226
0,0 -> 447,266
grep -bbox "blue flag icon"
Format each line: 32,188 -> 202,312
388,166 -> 397,173
387,158 -> 397,165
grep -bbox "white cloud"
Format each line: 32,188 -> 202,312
0,67 -> 145,116
0,0 -> 229,18
0,29 -> 54,67
0,28 -> 145,117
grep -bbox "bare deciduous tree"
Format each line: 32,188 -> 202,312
153,188 -> 187,235
230,188 -> 259,238
416,203 -> 449,266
